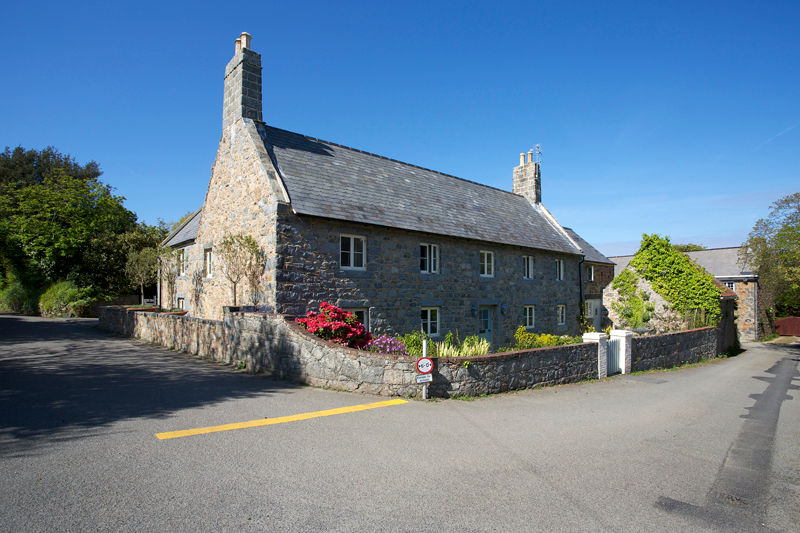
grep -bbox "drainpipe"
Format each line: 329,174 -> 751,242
578,255 -> 585,329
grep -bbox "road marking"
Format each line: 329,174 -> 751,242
155,398 -> 408,440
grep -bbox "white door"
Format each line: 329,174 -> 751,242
587,299 -> 602,330
478,306 -> 493,345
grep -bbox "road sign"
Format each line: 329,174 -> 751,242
416,357 -> 433,374
416,374 -> 433,384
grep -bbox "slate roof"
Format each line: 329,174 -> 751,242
609,247 -> 755,279
258,124 -> 580,255
163,208 -> 202,247
562,228 -> 613,264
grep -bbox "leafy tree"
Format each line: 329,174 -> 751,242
672,243 -> 706,252
217,233 -> 263,306
0,146 -> 139,297
740,192 -> 800,328
158,247 -> 179,309
125,247 -> 159,304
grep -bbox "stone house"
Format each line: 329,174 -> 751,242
161,32 -> 611,348
609,247 -> 758,340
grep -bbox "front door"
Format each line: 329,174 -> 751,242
586,299 -> 602,330
478,306 -> 493,345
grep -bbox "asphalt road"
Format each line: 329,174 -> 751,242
1,314 -> 798,532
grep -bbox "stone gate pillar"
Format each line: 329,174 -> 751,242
583,332 -> 608,379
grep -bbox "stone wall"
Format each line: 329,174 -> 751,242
431,343 -> 598,397
584,262 -> 614,300
630,327 -> 717,371
98,306 -> 600,397
274,210 -> 583,348
733,280 -> 758,340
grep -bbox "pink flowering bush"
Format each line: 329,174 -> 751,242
295,302 -> 372,349
366,335 -> 408,356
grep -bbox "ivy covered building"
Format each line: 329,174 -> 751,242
160,33 -> 613,348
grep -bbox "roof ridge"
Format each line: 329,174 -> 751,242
260,123 -> 524,199
686,246 -> 743,252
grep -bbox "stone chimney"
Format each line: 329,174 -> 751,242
512,149 -> 541,204
222,32 -> 262,130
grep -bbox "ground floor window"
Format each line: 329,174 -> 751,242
557,304 -> 566,325
421,307 -> 440,336
344,308 -> 369,332
524,305 -> 535,328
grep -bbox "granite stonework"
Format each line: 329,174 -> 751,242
733,280 -> 758,340
584,262 -> 614,301
630,327 -> 718,372
274,208 -> 583,348
98,306 -> 730,398
98,306 -> 602,397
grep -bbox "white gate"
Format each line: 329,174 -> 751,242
607,337 -> 622,375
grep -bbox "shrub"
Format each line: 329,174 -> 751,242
38,281 -> 96,318
366,335 -> 408,356
295,302 -> 371,349
512,326 -> 583,349
0,280 -> 41,315
399,330 -> 436,357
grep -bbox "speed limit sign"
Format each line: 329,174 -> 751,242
417,357 -> 433,374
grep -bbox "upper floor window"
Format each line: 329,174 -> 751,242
587,264 -> 594,282
421,307 -> 440,336
177,249 -> 187,276
480,251 -> 494,277
523,255 -> 534,279
524,305 -> 535,329
557,304 -> 566,325
203,248 -> 213,277
420,243 -> 439,274
340,234 -> 366,270
555,258 -> 565,281
177,297 -> 185,310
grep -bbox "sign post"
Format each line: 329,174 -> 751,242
417,339 -> 434,400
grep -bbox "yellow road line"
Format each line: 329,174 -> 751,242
155,398 -> 408,440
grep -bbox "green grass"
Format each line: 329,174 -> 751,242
758,333 -> 780,342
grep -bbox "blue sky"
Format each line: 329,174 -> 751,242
1,1 -> 798,256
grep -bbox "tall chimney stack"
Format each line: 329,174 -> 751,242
512,149 -> 541,204
222,32 -> 262,130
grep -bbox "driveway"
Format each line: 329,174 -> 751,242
1,314 -> 798,532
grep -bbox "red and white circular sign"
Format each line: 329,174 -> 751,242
417,357 -> 434,374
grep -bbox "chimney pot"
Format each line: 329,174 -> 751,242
234,38 -> 241,54
240,32 -> 252,50
519,153 -> 525,166
527,150 -> 533,164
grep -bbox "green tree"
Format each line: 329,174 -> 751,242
218,233 -> 263,306
672,243 -> 706,252
125,247 -> 159,304
158,247 -> 179,309
740,192 -> 800,327
0,147 -> 138,297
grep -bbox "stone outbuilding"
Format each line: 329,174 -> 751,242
161,32 -> 612,348
610,247 -> 758,340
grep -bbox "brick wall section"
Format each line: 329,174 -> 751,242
630,327 -> 717,371
274,209 -> 583,348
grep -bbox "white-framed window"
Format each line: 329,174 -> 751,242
340,234 -> 366,270
480,251 -> 494,277
203,248 -> 213,277
177,249 -> 187,276
724,281 -> 736,291
587,264 -> 595,282
344,308 -> 369,332
177,297 -> 185,310
557,304 -> 566,325
421,307 -> 440,336
524,305 -> 535,329
420,243 -> 440,274
555,258 -> 565,281
523,255 -> 534,279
